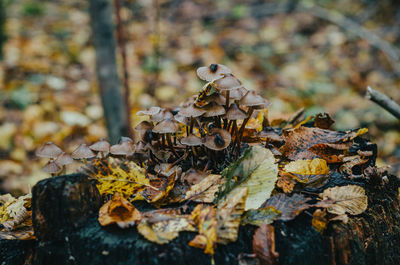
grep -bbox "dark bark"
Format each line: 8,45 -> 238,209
89,0 -> 129,144
1,173 -> 399,265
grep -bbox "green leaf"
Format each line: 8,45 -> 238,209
217,146 -> 278,210
241,207 -> 281,226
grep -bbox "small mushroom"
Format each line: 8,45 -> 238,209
214,74 -> 242,108
110,141 -> 135,156
89,138 -> 111,158
150,109 -> 174,122
229,86 -> 248,101
181,168 -> 209,185
35,142 -> 63,159
136,106 -> 161,116
196,63 -> 232,81
178,103 -> 206,134
152,119 -> 181,156
180,135 -> 202,146
224,103 -> 248,136
42,160 -> 62,176
237,91 -> 270,145
55,152 -> 74,166
204,128 -> 231,151
134,121 -> 155,143
202,102 -> 226,118
71,144 -> 96,160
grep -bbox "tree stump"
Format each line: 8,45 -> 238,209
1,170 -> 398,265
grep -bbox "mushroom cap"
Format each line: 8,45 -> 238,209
224,103 -> 248,120
89,139 -> 110,152
43,160 -> 62,174
174,113 -> 190,126
134,140 -> 149,154
150,109 -> 174,122
35,142 -> 63,158
202,102 -> 226,117
178,103 -> 206,118
54,152 -> 74,166
152,119 -> 181,134
134,121 -> 153,132
239,90 -> 270,107
182,168 -> 209,185
196,64 -> 232,81
180,134 -> 203,146
214,74 -> 242,91
229,86 -> 248,100
120,136 -> 133,143
136,106 -> 161,116
71,144 -> 96,159
110,141 -> 134,156
204,128 -> 231,150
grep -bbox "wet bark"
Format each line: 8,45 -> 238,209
1,173 -> 399,265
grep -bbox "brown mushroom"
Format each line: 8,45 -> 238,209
237,91 -> 270,145
178,103 -> 206,134
89,138 -> 111,158
136,106 -> 161,116
153,119 -> 181,156
110,141 -> 135,157
71,144 -> 96,160
224,103 -> 248,136
214,74 -> 243,108
196,63 -> 232,81
35,142 -> 63,159
204,128 -> 231,151
42,160 -> 62,176
55,152 -> 74,166
202,102 -> 226,118
150,109 -> 174,123
134,121 -> 155,143
180,134 -> 203,158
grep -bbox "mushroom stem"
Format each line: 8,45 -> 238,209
167,133 -> 179,157
162,134 -> 166,148
191,146 -> 197,157
190,117 -> 194,134
225,90 -> 230,109
186,126 -> 190,137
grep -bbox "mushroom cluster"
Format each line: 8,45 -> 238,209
133,63 -> 270,171
36,64 -> 271,175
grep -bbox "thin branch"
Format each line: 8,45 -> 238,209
366,86 -> 400,120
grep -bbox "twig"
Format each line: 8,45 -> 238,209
366,86 -> 400,120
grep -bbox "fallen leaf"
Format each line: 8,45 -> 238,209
339,155 -> 369,175
216,187 -> 248,244
241,207 -> 281,226
283,158 -> 330,175
137,214 -> 195,244
262,193 -> 312,221
98,193 -> 142,228
219,146 -> 278,210
276,172 -> 296,193
86,158 -> 153,201
312,209 -> 328,233
319,185 -> 368,215
185,174 -> 224,203
189,204 -> 218,255
252,223 -> 279,265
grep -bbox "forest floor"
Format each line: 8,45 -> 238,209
0,0 -> 399,195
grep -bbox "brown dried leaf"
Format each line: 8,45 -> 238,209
339,155 -> 369,175
308,142 -> 351,163
189,204 -> 218,255
280,127 -> 357,160
252,223 -> 279,265
262,193 -> 312,221
276,172 -> 296,193
319,185 -> 368,215
241,207 -> 281,226
216,187 -> 248,244
98,193 -> 142,228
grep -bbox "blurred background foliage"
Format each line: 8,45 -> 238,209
0,0 -> 399,194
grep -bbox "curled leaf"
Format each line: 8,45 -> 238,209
319,185 -> 368,215
252,223 -> 279,265
189,204 -> 218,255
262,193 -> 312,221
98,193 -> 142,228
185,174 -> 224,203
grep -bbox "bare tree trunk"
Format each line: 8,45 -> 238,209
89,0 -> 129,144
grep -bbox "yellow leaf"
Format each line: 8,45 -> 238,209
216,187 -> 248,244
284,158 -> 330,175
319,185 -> 368,215
189,204 -> 217,255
